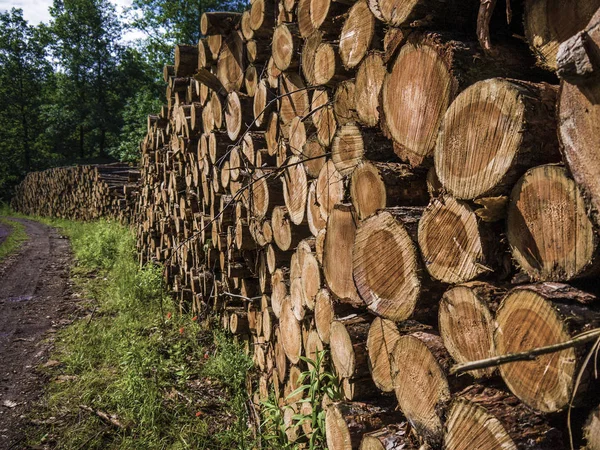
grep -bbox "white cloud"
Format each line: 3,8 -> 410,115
1,0 -> 147,42
1,0 -> 54,24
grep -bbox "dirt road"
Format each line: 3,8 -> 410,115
0,219 -> 74,449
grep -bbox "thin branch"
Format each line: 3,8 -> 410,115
450,328 -> 600,375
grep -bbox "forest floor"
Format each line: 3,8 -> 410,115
0,219 -> 77,449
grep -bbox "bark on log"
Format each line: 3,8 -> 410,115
445,384 -> 565,450
524,0 -> 600,72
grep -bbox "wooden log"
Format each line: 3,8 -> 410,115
225,91 -> 253,141
249,0 -> 276,32
280,295 -> 302,364
246,39 -> 271,64
339,0 -> 380,70
435,79 -> 560,199
390,330 -> 453,447
445,384 -> 565,450
331,124 -> 394,177
323,203 -> 362,305
307,180 -> 327,236
301,137 -> 326,179
365,317 -> 401,393
240,10 -> 254,41
507,164 -> 600,282
217,31 -> 245,93
367,0 -> 478,28
354,52 -> 386,127
350,161 -> 428,220
311,87 -> 337,147
330,315 -> 371,380
438,282 -> 505,379
272,23 -> 302,71
524,0 -> 600,72
325,400 -> 406,450
333,79 -> 358,125
315,160 -> 345,223
175,44 -> 199,77
271,205 -> 311,251
279,72 -> 310,132
201,12 -> 241,35
353,208 -> 441,322
253,79 -> 276,128
282,155 -> 308,225
494,283 -> 600,413
417,195 -> 504,284
383,34 -> 548,168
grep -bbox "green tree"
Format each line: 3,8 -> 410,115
0,9 -> 52,198
48,0 -> 123,159
127,0 -> 248,72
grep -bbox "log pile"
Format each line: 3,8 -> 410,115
12,0 -> 600,448
11,163 -> 140,223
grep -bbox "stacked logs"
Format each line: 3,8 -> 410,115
11,163 -> 140,223
140,1 -> 600,449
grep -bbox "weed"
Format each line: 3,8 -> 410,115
261,351 -> 342,450
24,218 -> 254,449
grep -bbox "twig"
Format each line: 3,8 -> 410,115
79,404 -> 128,430
450,328 -> 600,375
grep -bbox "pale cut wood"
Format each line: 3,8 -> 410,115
339,0 -> 377,69
272,23 -> 301,71
282,155 -> 308,225
311,88 -> 337,147
435,79 -> 559,200
330,317 -> 371,379
350,161 -> 428,220
507,165 -> 599,282
585,405 -> 600,450
418,195 -> 502,284
391,331 -> 452,447
280,295 -> 303,364
315,160 -> 345,223
307,180 -> 327,236
495,283 -> 600,413
438,282 -> 505,379
353,208 -> 428,322
354,52 -> 386,127
323,204 -> 361,305
217,31 -> 245,93
366,318 -> 401,392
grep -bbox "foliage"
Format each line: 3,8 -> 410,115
0,214 -> 27,261
0,9 -> 53,197
127,0 -> 248,71
261,351 -> 342,449
26,218 -> 254,449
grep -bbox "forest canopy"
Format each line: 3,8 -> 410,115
0,0 -> 246,199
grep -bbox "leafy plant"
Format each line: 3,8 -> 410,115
261,350 -> 341,449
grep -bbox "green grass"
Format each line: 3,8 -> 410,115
22,218 -> 255,449
0,214 -> 27,261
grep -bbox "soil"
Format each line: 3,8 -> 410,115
0,219 -> 76,449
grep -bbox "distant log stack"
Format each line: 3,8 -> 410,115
15,2 -> 600,448
11,163 -> 139,223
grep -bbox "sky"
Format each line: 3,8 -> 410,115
0,0 -> 145,41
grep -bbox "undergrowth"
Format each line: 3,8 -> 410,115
26,218 -> 255,449
0,206 -> 27,260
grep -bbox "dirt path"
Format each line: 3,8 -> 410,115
0,219 -> 75,449
0,222 -> 9,247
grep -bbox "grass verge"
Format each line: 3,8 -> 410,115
26,218 -> 255,449
0,216 -> 27,261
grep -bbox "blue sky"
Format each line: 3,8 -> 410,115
0,0 -> 145,41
